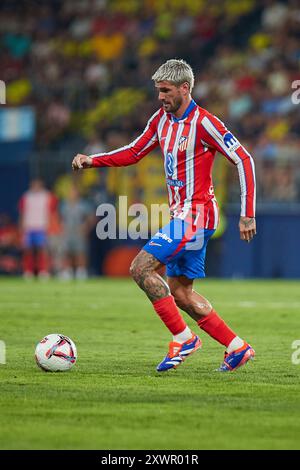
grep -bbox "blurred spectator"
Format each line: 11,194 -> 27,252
60,185 -> 94,280
19,179 -> 56,279
261,0 -> 289,31
263,164 -> 298,202
83,132 -> 106,156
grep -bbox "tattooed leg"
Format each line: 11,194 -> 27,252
130,251 -> 189,339
130,250 -> 170,302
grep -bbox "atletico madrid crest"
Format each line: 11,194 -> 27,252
178,136 -> 188,152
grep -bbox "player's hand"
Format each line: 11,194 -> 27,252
72,154 -> 92,171
239,217 -> 256,243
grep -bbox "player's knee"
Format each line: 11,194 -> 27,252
195,301 -> 213,316
130,251 -> 158,284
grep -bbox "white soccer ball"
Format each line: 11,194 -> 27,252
35,334 -> 77,372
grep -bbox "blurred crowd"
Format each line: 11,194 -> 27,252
1,0 -> 300,276
1,0 -> 300,204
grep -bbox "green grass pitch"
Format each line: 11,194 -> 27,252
0,277 -> 300,450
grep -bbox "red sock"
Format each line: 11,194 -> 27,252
23,251 -> 34,273
152,295 -> 187,335
197,310 -> 236,347
37,249 -> 49,273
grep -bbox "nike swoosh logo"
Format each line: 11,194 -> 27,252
149,241 -> 162,247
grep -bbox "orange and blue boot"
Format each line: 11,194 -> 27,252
217,341 -> 255,372
156,334 -> 202,372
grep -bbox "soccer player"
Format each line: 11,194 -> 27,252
19,179 -> 56,279
72,59 -> 256,372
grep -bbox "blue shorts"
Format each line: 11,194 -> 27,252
143,218 -> 215,279
24,230 -> 47,249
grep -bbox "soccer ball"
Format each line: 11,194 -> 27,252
35,334 -> 77,372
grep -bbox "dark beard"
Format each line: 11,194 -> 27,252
169,96 -> 182,114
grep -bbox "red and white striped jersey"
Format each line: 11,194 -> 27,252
90,100 -> 256,230
19,190 -> 56,231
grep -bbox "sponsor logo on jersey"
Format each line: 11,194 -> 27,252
223,132 -> 240,152
178,135 -> 188,152
156,232 -> 173,243
165,152 -> 174,177
166,178 -> 185,188
154,232 -> 173,246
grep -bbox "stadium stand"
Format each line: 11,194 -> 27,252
0,0 -> 299,277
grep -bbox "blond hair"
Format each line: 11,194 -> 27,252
152,59 -> 194,91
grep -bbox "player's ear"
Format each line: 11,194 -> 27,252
181,82 -> 190,95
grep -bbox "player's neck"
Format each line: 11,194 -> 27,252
172,97 -> 193,119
